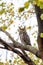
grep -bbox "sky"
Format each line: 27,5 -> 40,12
0,0 -> 38,62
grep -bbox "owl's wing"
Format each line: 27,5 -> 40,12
23,32 -> 31,45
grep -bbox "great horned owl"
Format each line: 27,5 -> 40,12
19,26 -> 31,45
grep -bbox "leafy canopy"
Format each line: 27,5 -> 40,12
18,0 -> 43,20
18,0 -> 43,13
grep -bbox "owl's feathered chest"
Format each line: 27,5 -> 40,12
20,32 -> 26,39
20,32 -> 28,42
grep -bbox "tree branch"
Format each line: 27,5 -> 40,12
0,28 -> 41,59
0,38 -> 36,65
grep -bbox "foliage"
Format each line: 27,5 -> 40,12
40,33 -> 43,38
24,1 -> 29,8
29,0 -> 43,9
18,7 -> 24,13
0,62 -> 4,65
18,0 -> 43,20
40,14 -> 43,20
18,0 -> 43,13
0,1 -> 14,30
0,0 -> 43,65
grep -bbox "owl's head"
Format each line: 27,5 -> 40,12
19,26 -> 26,34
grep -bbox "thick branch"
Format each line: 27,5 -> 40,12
0,28 -> 41,59
0,38 -> 36,65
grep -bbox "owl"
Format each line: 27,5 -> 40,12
19,26 -> 31,45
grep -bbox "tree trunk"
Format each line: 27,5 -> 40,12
35,5 -> 43,59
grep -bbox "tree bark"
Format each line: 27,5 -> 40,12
0,28 -> 41,59
35,5 -> 43,59
0,28 -> 42,59
0,38 -> 36,65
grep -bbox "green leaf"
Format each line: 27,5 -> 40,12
18,7 -> 24,13
0,9 -> 5,15
40,33 -> 43,38
26,26 -> 31,30
39,2 -> 43,9
40,14 -> 43,20
1,25 -> 7,30
24,1 -> 29,8
0,2 -> 5,6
